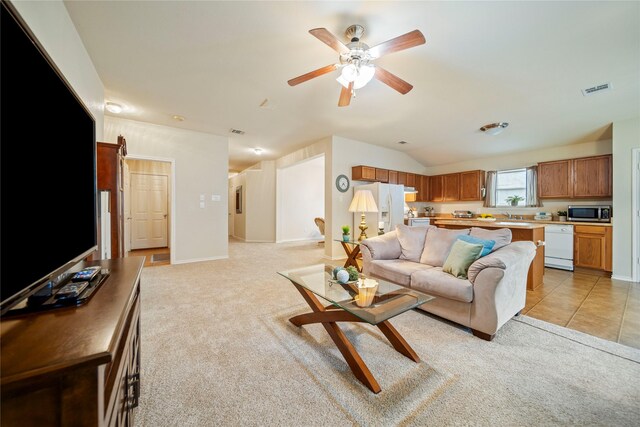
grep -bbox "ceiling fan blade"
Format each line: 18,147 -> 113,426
374,66 -> 413,94
368,29 -> 426,58
287,64 -> 338,86
338,82 -> 353,107
309,28 -> 350,55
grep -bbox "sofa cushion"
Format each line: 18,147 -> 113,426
420,228 -> 471,267
368,259 -> 434,287
411,267 -> 474,303
469,227 -> 512,251
457,234 -> 495,257
396,224 -> 433,262
443,240 -> 484,279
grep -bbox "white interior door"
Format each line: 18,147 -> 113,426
131,173 -> 168,249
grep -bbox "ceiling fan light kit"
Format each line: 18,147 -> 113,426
288,24 -> 426,106
480,122 -> 509,135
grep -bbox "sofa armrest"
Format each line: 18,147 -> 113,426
469,241 -> 536,335
360,231 -> 402,260
467,241 -> 536,284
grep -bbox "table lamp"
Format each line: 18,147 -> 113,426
348,190 -> 379,241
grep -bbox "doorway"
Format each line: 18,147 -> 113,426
125,158 -> 173,266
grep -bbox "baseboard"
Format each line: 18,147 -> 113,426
611,274 -> 635,282
243,239 -> 275,243
172,255 -> 229,265
276,238 -> 321,243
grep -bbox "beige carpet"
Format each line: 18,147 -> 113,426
134,239 -> 640,426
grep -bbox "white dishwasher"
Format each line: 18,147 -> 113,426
544,224 -> 574,271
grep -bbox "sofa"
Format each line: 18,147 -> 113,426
360,225 -> 536,340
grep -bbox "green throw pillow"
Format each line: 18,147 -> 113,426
443,240 -> 484,279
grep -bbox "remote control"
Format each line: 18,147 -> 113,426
72,266 -> 101,282
55,281 -> 89,300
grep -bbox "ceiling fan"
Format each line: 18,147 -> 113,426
287,25 -> 426,107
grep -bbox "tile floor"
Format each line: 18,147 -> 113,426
524,268 -> 640,349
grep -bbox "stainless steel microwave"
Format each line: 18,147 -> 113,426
567,205 -> 611,223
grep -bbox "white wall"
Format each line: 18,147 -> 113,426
328,136 -> 428,258
410,139 -> 613,215
12,0 -> 104,140
104,116 -> 229,263
612,117 -> 640,281
245,161 -> 277,242
277,156 -> 324,242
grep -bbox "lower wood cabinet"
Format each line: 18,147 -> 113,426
1,258 -> 144,426
574,225 -> 612,272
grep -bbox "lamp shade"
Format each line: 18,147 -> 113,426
348,190 -> 379,213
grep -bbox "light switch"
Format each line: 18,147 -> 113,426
199,194 -> 205,201
211,194 -> 221,202
199,201 -> 205,209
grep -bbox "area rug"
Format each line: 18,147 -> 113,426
133,240 -> 640,426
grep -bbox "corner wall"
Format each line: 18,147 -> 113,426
612,117 -> 640,281
104,116 -> 229,263
12,0 -> 104,140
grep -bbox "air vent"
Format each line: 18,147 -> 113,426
582,83 -> 612,96
398,140 -> 408,145
230,128 -> 245,135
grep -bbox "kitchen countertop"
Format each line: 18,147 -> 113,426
415,215 -> 613,227
433,219 -> 546,230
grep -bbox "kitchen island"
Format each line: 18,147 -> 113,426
434,219 -> 545,290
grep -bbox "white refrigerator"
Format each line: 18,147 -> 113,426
353,183 -> 405,235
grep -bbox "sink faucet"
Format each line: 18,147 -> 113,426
502,212 -> 512,219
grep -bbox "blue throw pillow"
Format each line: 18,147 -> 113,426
457,234 -> 495,257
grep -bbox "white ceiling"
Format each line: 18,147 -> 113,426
64,1 -> 640,172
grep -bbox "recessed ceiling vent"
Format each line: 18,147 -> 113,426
398,140 -> 408,145
582,83 -> 612,96
230,128 -> 245,135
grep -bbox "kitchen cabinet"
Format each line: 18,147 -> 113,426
459,170 -> 485,201
352,166 -> 377,182
573,155 -> 612,198
429,175 -> 444,202
375,168 -> 389,183
538,159 -> 572,198
388,170 -> 398,184
397,172 -> 407,186
443,173 -> 460,201
538,155 -> 612,199
417,175 -> 429,202
406,173 -> 416,188
574,225 -> 612,272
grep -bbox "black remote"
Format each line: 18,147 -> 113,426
55,282 -> 89,300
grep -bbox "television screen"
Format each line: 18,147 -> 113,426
1,3 -> 97,312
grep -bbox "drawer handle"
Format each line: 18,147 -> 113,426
127,373 -> 140,409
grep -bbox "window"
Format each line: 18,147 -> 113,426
496,168 -> 527,206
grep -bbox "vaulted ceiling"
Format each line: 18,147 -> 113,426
65,1 -> 639,171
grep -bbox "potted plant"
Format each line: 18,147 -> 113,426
341,225 -> 351,242
505,195 -> 525,206
557,210 -> 567,222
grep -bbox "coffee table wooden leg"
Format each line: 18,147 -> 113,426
377,321 -> 420,363
290,282 -> 381,393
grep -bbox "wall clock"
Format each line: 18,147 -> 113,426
336,174 -> 350,192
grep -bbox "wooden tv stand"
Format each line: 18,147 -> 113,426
1,257 -> 144,426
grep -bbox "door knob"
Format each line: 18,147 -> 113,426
164,214 -> 168,218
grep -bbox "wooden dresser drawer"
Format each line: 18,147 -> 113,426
575,225 -> 606,235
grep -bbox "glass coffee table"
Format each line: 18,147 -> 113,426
278,264 -> 434,393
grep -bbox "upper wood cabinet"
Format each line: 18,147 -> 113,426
388,170 -> 398,184
352,166 -> 377,182
538,159 -> 572,198
375,168 -> 389,183
538,155 -> 612,199
429,175 -> 444,202
397,172 -> 407,186
459,170 -> 486,201
443,173 -> 460,201
573,155 -> 612,198
417,175 -> 430,202
406,173 -> 416,188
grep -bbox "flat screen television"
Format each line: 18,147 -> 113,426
1,1 -> 97,314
